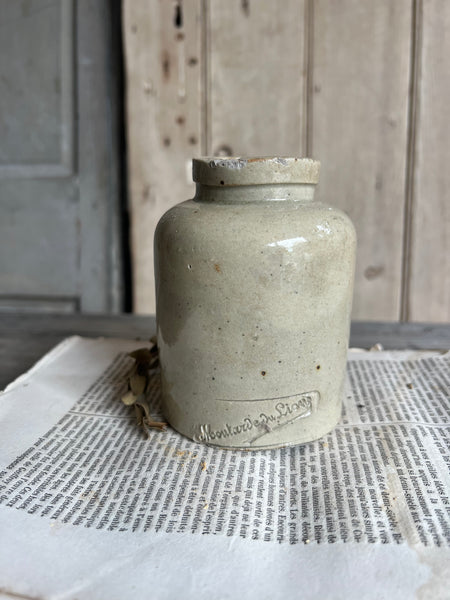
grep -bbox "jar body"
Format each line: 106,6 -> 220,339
154,167 -> 356,449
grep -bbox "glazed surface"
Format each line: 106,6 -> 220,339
155,181 -> 356,449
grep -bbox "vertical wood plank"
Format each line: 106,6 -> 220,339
123,0 -> 203,313
208,0 -> 307,157
311,1 -> 412,320
409,0 -> 450,322
78,0 -> 123,312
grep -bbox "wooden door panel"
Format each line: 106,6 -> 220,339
0,0 -> 122,313
0,1 -> 73,172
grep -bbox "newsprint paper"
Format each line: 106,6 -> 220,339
0,337 -> 449,600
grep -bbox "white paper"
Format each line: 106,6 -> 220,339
0,337 -> 449,599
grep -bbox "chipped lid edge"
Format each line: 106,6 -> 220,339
192,157 -> 320,186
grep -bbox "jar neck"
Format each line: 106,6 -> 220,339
194,183 -> 316,202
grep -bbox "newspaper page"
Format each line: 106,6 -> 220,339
0,336 -> 449,600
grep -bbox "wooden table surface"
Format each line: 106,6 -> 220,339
1,313 -> 449,390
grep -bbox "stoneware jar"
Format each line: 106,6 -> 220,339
154,157 -> 356,450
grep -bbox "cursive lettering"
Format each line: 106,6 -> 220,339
193,391 -> 319,444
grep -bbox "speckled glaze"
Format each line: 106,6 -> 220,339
154,157 -> 356,449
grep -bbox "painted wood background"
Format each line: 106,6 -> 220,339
123,0 -> 449,322
0,0 -> 123,314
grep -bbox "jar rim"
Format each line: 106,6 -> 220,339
192,156 -> 320,186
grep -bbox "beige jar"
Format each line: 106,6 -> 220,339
154,157 -> 356,450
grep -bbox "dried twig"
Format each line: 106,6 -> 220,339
121,339 -> 166,436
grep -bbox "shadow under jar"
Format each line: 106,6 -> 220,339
154,157 -> 356,450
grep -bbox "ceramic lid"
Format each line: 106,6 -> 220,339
192,157 -> 320,186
